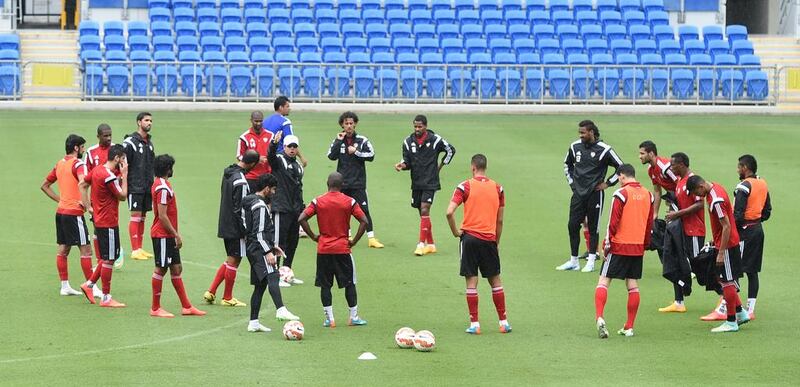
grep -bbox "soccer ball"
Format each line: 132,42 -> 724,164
283,320 -> 304,341
394,327 -> 416,349
279,266 -> 294,283
413,330 -> 435,352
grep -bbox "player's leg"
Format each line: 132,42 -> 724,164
356,189 -> 384,248
150,266 -> 173,317
712,248 -> 748,332
581,190 -> 604,272
662,234 -> 695,313
248,276 -> 271,332
221,255 -> 245,306
270,263 -> 299,321
338,254 -> 365,326
317,254 -> 336,327
129,196 -> 148,259
168,260 -> 205,316
620,277 -> 640,336
580,217 -> 591,259
595,272 -> 612,339
742,225 -> 764,318
411,190 -> 425,255
558,193 -> 586,271
481,238 -> 508,333
56,243 -> 79,295
282,211 -> 303,284
460,234 -> 481,334
73,215 -> 93,282
97,228 -> 124,307
56,214 -> 84,295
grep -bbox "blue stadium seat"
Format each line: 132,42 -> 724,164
130,50 -> 152,62
325,67 -> 349,97
290,0 -> 310,10
470,52 -> 491,66
671,69 -> 694,99
173,21 -> 196,38
529,10 -> 550,26
149,8 -> 171,23
596,0 -> 617,12
251,51 -> 274,62
474,69 -> 496,99
450,68 -> 472,98
387,9 -> 409,24
291,9 -> 313,24
708,40 -> 730,59
437,24 -> 460,40
319,23 -> 340,39
435,9 -> 456,25
635,39 -> 657,55
459,9 -> 481,26
664,53 -> 687,71
538,39 -> 560,55
409,0 -> 429,12
703,25 -> 724,45
353,68 -> 375,97
457,24 -> 479,40
269,23 -> 292,39
105,49 -> 127,61
314,0 -> 334,9
514,38 -> 536,55
509,24 -> 531,40
316,9 -> 337,24
596,69 -> 619,99
244,0 -> 265,10
572,68 -> 594,99
388,24 -> 411,41
616,53 -> 639,67
580,24 -> 603,41
378,69 -> 399,97
153,35 -> 174,52
148,0 -> 169,10
278,67 -> 301,97
221,0 -> 240,9
180,65 -> 203,96
622,68 -> 646,98
600,10 -> 621,27
226,36 -> 248,52
104,35 -> 126,51
223,22 -> 245,39
363,0 -> 382,11
400,69 -> 423,98
154,50 -> 176,62
322,51 -> 345,64
245,23 -> 267,39
547,69 -> 569,99
296,37 -> 319,54
80,49 -> 101,62
591,52 -> 613,66
532,24 -> 554,42
369,37 -> 391,55
466,38 -> 488,56
413,24 -> 436,40
127,21 -> 148,38
698,69 -> 716,100
364,10 -> 386,25
576,11 -> 598,27
659,39 -> 681,56
80,35 -> 101,51
342,23 -> 365,39
605,24 -> 627,41
275,51 -> 298,63
230,66 -> 253,97
393,37 -> 415,55
204,65 -> 228,97
106,65 -> 129,95
321,37 -> 343,55
490,38 -> 512,55
268,8 -> 289,24
648,69 -> 669,99
244,9 -> 266,24
678,25 -> 699,47
653,25 -> 674,43
482,10 -> 504,26
366,24 -> 388,39
646,10 -> 669,26
79,21 -> 100,36
256,67 -> 275,97
507,10 -> 527,25
549,0 -> 569,13
132,65 -> 151,96
479,0 -> 499,12
267,0 -> 287,9
611,39 -> 633,57
445,52 -> 466,64
201,36 -> 223,52
485,24 -> 507,40
174,8 -> 195,23
630,25 -> 651,41
84,65 -> 104,95
568,53 -> 589,65
398,52 -> 420,64
154,65 -> 178,96
714,54 -> 737,78
573,0 -> 594,14
586,39 -> 608,58
739,54 -> 761,77
345,37 -> 367,53
421,52 -> 444,74
441,38 -> 464,57
542,53 -> 565,77
552,10 -> 574,28
726,25 -> 748,44
347,52 -> 370,68
557,24 -> 579,41
643,0 -> 665,14
103,21 -> 124,37
720,70 -> 744,100
372,52 -> 395,65
425,69 -> 446,98
620,0 -> 641,13
340,9 -> 361,25
732,40 -> 754,59
198,8 -> 218,23
271,37 -> 294,54
563,39 -> 584,56
498,69 -> 521,98
524,68 -> 544,98
745,70 -> 768,101
623,10 -> 645,27
202,51 -> 225,62
683,39 -> 705,57
494,52 -> 516,66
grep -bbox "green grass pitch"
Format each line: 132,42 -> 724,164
1,110 -> 798,385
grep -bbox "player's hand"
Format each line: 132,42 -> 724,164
272,246 -> 285,257
259,155 -> 268,164
347,145 -> 357,155
603,240 -> 611,259
119,160 -> 128,177
337,132 -> 346,140
394,162 -> 405,171
665,211 -> 677,222
175,234 -> 183,249
86,204 -> 94,215
266,252 -> 276,266
452,229 -> 463,238
595,182 -> 609,191
348,238 -> 357,247
310,234 -> 319,242
273,131 -> 283,143
715,251 -> 724,266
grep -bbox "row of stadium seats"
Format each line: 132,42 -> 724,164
82,63 -> 769,101
0,33 -> 20,96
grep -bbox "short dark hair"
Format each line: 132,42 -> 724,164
107,144 -> 125,161
639,140 -> 657,155
97,123 -> 111,135
250,110 -> 264,120
255,173 -> 278,191
154,154 -> 175,178
471,154 -> 487,170
274,96 -> 290,111
617,163 -> 636,178
242,149 -> 260,165
327,172 -> 344,189
671,152 -> 690,167
136,112 -> 151,122
338,111 -> 359,126
65,134 -> 86,154
686,175 -> 705,192
413,114 -> 427,125
738,154 -> 757,174
578,120 -> 599,137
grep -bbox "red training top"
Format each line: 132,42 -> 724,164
237,127 -> 273,180
150,178 -> 178,238
706,182 -> 740,250
85,165 -> 124,228
303,191 -> 366,254
675,172 -> 706,237
648,156 -> 679,192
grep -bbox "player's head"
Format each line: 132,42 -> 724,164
686,175 -> 709,197
107,144 -> 126,167
241,149 -> 260,171
255,173 -> 278,198
96,123 -> 113,147
738,154 -> 757,180
327,171 -> 344,191
136,112 -> 152,132
413,114 -> 427,137
283,135 -> 300,157
471,154 -> 487,175
617,163 -> 637,184
670,152 -> 690,176
339,111 -> 358,135
578,120 -> 599,144
65,134 -> 86,157
250,111 -> 264,132
274,96 -> 291,116
638,140 -> 657,165
154,154 -> 175,178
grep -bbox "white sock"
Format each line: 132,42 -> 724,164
277,306 -> 287,314
717,299 -> 727,314
349,305 -> 358,319
249,319 -> 259,327
417,242 -> 425,248
587,254 -> 597,263
61,280 -> 71,289
367,231 -> 375,238
471,321 -> 480,328
675,300 -> 684,306
747,298 -> 757,313
499,319 -> 508,326
570,256 -> 578,264
323,306 -> 334,321
102,294 -> 111,302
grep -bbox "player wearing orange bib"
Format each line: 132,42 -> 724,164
446,154 -> 510,335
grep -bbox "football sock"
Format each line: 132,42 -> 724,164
56,254 -> 68,281
129,217 -> 142,251
100,261 -> 113,295
344,285 -> 358,308
171,275 -> 192,309
625,287 -> 640,330
250,279 -> 267,321
583,229 -> 591,251
747,298 -> 757,314
419,216 -> 430,244
587,253 -> 597,263
349,306 -> 358,320
323,306 -> 334,322
223,263 -> 238,300
367,231 -> 374,238
466,288 -> 479,323
208,263 -> 226,294
717,297 -> 728,315
88,260 -> 103,284
747,272 -> 759,299
266,272 -> 284,309
722,283 -> 738,322
60,280 -> 70,290
151,273 -> 163,311
80,255 -> 93,280
137,215 -> 147,247
92,237 -> 102,265
491,287 -> 507,321
673,282 -> 684,303
594,284 -> 608,319
570,256 -> 578,265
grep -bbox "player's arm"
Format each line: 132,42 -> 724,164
604,192 -> 625,256
231,182 -> 246,234
395,140 -> 411,171
350,204 -> 368,247
112,160 -> 129,201
652,184 -> 662,218
437,137 -> 455,171
79,176 -> 92,214
762,192 -> 772,222
157,201 -> 182,247
41,169 -> 59,202
355,139 -> 375,162
268,134 -> 281,168
714,201 -> 731,266
327,136 -> 343,160
733,181 -> 750,226
298,203 -> 318,242
598,147 -> 623,191
666,198 -> 703,221
495,207 -> 504,245
563,148 -> 575,189
644,193 -> 655,248
253,205 -> 278,264
236,136 -> 247,161
446,201 -> 462,238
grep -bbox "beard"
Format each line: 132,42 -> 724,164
739,173 -> 746,180
77,151 -> 84,159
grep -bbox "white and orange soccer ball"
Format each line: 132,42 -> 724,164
413,330 -> 435,352
283,320 -> 304,341
395,327 -> 416,349
279,266 -> 294,283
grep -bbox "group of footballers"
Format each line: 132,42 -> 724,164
556,120 -> 771,337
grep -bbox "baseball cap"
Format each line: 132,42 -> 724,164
283,135 -> 300,147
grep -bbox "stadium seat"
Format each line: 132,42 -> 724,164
198,8 -> 218,23
321,37 -> 343,55
401,69 -> 424,98
703,25 -> 724,45
244,0 -> 264,10
291,9 -> 313,24
678,25 -> 700,47
647,10 -> 669,26
315,0 -> 335,10
199,22 -> 220,38
573,0 -> 594,15
267,0 -> 287,9
550,0 -> 569,13
102,21 -> 124,37
79,35 -> 101,51
342,23 -> 365,39
340,9 -> 361,25
148,0 -> 169,10
605,25 -> 627,41
596,69 -> 620,99
444,52 -> 466,65
255,67 -> 275,97
547,69 -> 569,99
223,22 -> 245,39
538,39 -> 560,55
620,0 -> 641,13
441,38 -> 464,57
659,39 -> 681,56
490,38 -> 512,56
507,10 -> 527,26
174,8 -> 195,23
363,0 -> 382,11
154,50 -> 176,62
622,68 -> 646,99
153,36 -> 174,52
369,37 -> 391,54
244,9 -> 266,24
635,39 -> 657,55
220,0 -> 240,9
131,65 -> 151,96
83,65 -> 103,96
665,53 -> 687,72
278,67 -> 301,97
596,0 -> 617,12
708,40 -> 731,59
324,67 -> 348,97
149,8 -> 171,23
600,11 -> 621,27
80,49 -> 101,63
466,38 -> 488,57
650,69 -> 669,99
684,40 -> 706,57
561,39 -> 583,56
611,39 -> 633,57
533,24 -> 555,42
653,25 -> 674,43
689,53 -> 712,76
180,66 -> 203,96
643,0 -> 665,14
272,37 -> 294,54
739,54 -> 761,76
104,35 -> 126,51
508,24 -> 530,40
557,24 -> 579,42
572,68 -> 594,99
568,53 -> 589,65
732,40 -> 755,59
630,25 -> 651,41
435,9 -> 456,25
529,10 -> 550,26
377,68 -> 399,98
366,24 -> 388,39
315,9 -> 337,24
719,70 -> 744,100
450,68 -> 473,98
470,52 -> 492,66
125,21 -> 148,38
714,54 -> 737,78
268,9 -> 289,24
485,24 -> 506,40
104,65 -> 129,96
425,70 -> 446,98
251,51 -> 274,63
514,39 -> 537,56
586,39 -> 608,58
175,21 -> 198,38
726,25 -> 748,44
524,68 -> 544,99
581,25 -> 603,41
291,0 -> 310,9
372,52 -> 395,65
698,69 -> 717,100
154,65 -> 178,96
745,70 -> 769,101
201,36 -> 223,52
409,0 -> 429,12
576,11 -> 598,28
105,49 -> 127,62
229,67 -> 252,97
671,69 -> 694,99
552,11 -> 575,28
498,69 -> 521,98
526,0 -> 546,13
226,36 -> 248,53
623,10 -> 645,27
474,69 -> 496,99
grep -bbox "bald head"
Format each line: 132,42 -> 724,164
251,111 -> 264,132
327,172 -> 343,191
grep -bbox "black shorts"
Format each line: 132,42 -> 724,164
411,189 -> 436,208
342,188 -> 369,210
223,238 -> 246,258
128,192 -> 152,212
684,234 -> 705,259
716,245 -> 743,283
153,237 -> 181,268
246,246 -> 277,285
315,253 -> 356,288
739,224 -> 764,273
95,227 -> 120,261
55,213 -> 90,246
600,254 -> 643,280
459,233 -> 500,278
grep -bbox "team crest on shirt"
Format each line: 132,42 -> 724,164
576,151 -> 582,162
590,152 -> 596,158
249,139 -> 256,148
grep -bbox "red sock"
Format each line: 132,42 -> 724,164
208,263 -> 226,294
491,287 -> 507,320
595,284 -> 608,319
625,287 -> 640,330
100,260 -> 113,295
89,261 -> 103,283
80,255 -> 93,280
152,272 -> 163,311
137,215 -> 147,247
419,216 -> 429,244
583,229 -> 591,251
56,254 -> 68,281
466,288 -> 478,322
129,217 -> 141,250
92,237 -> 102,265
223,263 -> 238,300
171,275 -> 192,309
722,283 -> 739,320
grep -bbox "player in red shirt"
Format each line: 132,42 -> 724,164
78,144 -> 128,307
638,141 -> 679,216
687,175 -> 750,333
84,123 -> 124,269
299,172 -> 369,328
237,111 -> 273,193
149,155 -> 206,317
41,134 -> 93,296
660,152 -> 705,313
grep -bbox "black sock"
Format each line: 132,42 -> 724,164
735,305 -> 743,313
345,285 -> 357,308
250,279 -> 267,321
673,282 -> 684,302
321,286 -> 332,307
266,272 -> 284,309
747,272 -> 759,299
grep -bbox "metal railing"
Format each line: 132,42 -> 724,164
80,60 -> 779,105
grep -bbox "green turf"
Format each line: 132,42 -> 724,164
1,111 -> 798,385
